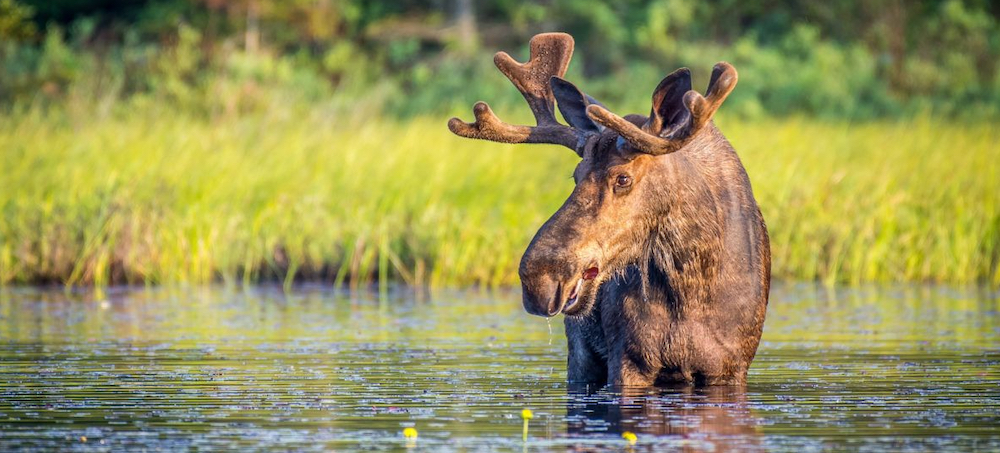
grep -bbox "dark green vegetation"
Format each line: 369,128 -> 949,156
2,0 -> 999,118
1,1 -> 998,287
0,285 -> 998,450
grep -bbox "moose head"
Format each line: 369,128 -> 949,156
450,32 -> 742,316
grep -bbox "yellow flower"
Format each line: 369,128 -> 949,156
521,409 -> 534,420
403,427 -> 418,439
622,431 -> 637,445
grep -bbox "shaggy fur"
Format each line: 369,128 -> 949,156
449,33 -> 770,387
541,124 -> 771,386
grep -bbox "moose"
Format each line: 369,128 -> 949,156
448,33 -> 770,387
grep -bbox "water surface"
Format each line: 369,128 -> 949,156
1,284 -> 998,451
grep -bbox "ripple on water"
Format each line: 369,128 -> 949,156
0,283 -> 998,451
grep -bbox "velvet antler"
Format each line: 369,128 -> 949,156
586,62 -> 738,155
447,33 -> 588,152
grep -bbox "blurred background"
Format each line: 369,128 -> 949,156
3,0 -> 1000,117
0,0 -> 998,288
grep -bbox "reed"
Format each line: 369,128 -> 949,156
1,106 -> 997,287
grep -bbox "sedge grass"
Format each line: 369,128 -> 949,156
0,107 -> 997,287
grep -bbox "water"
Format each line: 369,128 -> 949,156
1,284 -> 998,451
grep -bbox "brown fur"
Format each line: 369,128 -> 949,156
537,123 -> 771,387
449,33 -> 771,387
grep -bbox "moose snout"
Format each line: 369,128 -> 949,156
520,248 -> 578,317
519,204 -> 588,317
520,273 -> 564,317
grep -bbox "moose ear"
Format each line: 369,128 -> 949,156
551,77 -> 603,134
648,68 -> 693,139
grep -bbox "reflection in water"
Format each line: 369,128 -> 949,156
566,386 -> 761,452
0,283 -> 998,451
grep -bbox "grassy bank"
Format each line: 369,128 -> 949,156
1,107 -> 998,287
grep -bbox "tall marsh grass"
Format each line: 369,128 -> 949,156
1,107 -> 997,287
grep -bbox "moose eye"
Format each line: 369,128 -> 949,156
615,174 -> 632,187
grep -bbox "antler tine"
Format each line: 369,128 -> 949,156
585,104 -> 684,154
586,62 -> 738,156
447,101 -> 577,148
684,62 -> 738,133
447,33 -> 580,150
494,32 -> 573,127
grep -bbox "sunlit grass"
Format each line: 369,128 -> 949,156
724,117 -> 1000,286
0,106 -> 997,287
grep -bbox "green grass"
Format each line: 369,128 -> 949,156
1,106 -> 997,288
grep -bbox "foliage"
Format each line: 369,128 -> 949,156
0,0 -> 997,118
0,0 -> 35,40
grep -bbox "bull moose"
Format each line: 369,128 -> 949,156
448,33 -> 770,387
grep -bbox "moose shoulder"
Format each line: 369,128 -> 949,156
448,33 -> 770,387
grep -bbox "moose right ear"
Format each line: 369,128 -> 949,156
551,77 -> 603,135
649,67 -> 693,139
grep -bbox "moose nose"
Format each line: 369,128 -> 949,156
520,274 -> 563,317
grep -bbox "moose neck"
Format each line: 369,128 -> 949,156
640,126 -> 731,310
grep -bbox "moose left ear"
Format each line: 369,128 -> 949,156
648,67 -> 693,139
551,77 -> 603,135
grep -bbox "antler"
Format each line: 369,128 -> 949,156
447,33 -> 582,150
586,62 -> 738,155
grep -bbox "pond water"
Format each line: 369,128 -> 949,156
0,284 -> 998,451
